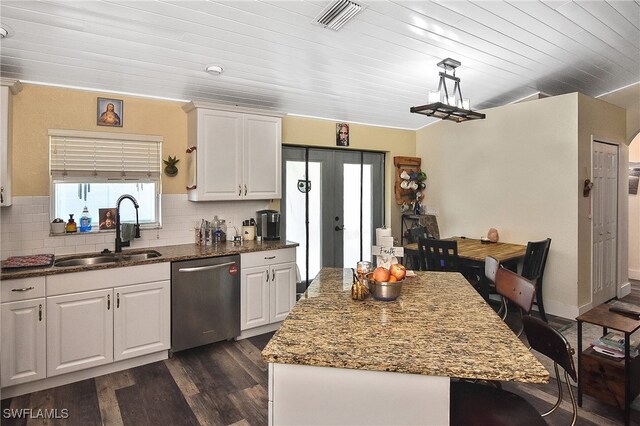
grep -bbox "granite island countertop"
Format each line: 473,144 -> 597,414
1,240 -> 298,279
262,267 -> 549,384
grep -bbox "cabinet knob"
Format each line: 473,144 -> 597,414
266,270 -> 269,282
272,270 -> 275,281
107,294 -> 111,310
244,184 -> 247,196
117,293 -> 120,308
39,304 -> 42,321
238,185 -> 242,196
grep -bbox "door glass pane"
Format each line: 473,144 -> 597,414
343,164 -> 372,266
285,161 -> 322,280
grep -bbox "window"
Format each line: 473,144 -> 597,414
49,129 -> 162,229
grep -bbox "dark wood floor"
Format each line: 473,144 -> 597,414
2,282 -> 640,425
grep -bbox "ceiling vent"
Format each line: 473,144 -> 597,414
314,0 -> 364,31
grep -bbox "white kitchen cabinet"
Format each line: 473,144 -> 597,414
114,280 -> 170,361
241,265 -> 270,329
1,298 -> 46,387
0,84 -> 12,206
183,102 -> 282,201
45,263 -> 170,378
1,277 -> 47,387
240,248 -> 296,331
47,289 -> 114,377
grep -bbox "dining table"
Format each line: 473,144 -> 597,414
403,236 -> 527,302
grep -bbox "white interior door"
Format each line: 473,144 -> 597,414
592,141 -> 618,306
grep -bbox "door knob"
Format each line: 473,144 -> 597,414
335,225 -> 345,231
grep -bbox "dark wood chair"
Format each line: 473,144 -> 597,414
484,255 -> 503,313
416,238 -> 460,272
450,316 -> 578,426
521,238 -> 552,323
523,315 -> 578,426
495,267 -> 536,337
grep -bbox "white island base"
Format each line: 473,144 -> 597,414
268,363 -> 449,425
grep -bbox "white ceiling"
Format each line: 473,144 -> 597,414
0,1 -> 639,130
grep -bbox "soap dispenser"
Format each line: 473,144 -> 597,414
66,214 -> 77,233
79,206 -> 92,232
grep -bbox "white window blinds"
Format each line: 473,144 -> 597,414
49,129 -> 162,179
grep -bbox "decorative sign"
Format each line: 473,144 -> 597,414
372,246 -> 404,257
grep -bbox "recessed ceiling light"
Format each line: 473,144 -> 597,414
205,65 -> 224,75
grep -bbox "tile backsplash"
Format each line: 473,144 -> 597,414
0,194 -> 269,260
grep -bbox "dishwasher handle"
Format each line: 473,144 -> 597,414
178,261 -> 237,273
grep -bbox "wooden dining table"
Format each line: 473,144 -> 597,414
403,236 -> 527,301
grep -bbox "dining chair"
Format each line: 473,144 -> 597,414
495,267 -> 536,337
523,315 -> 578,426
416,238 -> 461,272
450,316 -> 578,426
521,238 -> 552,323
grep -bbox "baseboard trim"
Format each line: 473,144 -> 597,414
237,322 -> 282,340
629,269 -> 640,280
1,351 -> 168,399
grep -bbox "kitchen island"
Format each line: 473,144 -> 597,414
262,268 -> 548,425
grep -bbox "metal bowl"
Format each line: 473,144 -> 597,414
365,273 -> 404,301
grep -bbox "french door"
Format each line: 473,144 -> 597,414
592,141 -> 618,306
282,147 -> 384,285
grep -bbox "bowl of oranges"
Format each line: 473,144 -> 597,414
365,264 -> 406,301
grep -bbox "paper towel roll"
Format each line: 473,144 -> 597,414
376,227 -> 392,245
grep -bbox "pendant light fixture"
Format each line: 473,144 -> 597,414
410,58 -> 485,123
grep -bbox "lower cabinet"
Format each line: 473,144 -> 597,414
240,248 -> 296,331
114,281 -> 171,361
1,263 -> 171,394
47,281 -> 170,376
1,298 -> 46,387
47,289 -> 114,376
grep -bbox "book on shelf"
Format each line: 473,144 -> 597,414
591,331 -> 640,358
608,300 -> 640,319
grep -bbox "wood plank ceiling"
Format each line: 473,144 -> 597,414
0,1 -> 638,130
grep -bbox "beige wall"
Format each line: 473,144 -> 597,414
282,116 -> 416,241
416,93 -> 626,319
10,85 -> 415,241
11,84 -> 188,196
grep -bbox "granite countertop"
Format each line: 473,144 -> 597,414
1,240 -> 298,279
262,268 -> 549,384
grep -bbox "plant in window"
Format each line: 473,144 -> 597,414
163,155 -> 180,177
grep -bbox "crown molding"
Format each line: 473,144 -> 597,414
0,78 -> 23,95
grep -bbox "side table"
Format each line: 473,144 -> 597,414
576,304 -> 640,426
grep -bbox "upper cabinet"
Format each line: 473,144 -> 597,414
183,102 -> 283,201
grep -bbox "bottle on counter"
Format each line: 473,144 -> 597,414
79,206 -> 92,232
66,214 -> 77,233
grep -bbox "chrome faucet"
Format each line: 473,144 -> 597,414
115,194 -> 141,253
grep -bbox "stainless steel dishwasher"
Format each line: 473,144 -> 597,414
171,255 -> 240,353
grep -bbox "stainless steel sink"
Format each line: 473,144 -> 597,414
54,250 -> 162,267
120,252 -> 162,262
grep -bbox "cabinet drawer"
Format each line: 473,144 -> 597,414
1,277 -> 45,302
241,248 -> 295,269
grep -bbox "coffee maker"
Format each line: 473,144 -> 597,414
256,209 -> 281,240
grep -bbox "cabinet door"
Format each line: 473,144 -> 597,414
47,289 -> 113,377
243,114 -> 281,200
114,280 -> 170,361
0,85 -> 11,206
1,299 -> 46,386
270,262 -> 297,323
193,109 -> 243,201
241,265 -> 270,330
